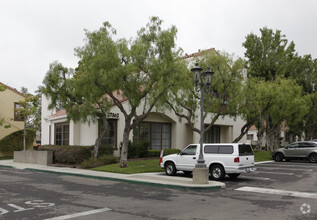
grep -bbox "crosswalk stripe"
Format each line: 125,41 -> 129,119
44,207 -> 112,220
235,186 -> 317,199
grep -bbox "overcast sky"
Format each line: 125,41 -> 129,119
1,0 -> 317,94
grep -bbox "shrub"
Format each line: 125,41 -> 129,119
98,154 -> 118,164
0,129 -> 36,153
128,141 -> 150,159
98,145 -> 114,156
148,149 -> 180,157
39,145 -> 93,164
81,155 -> 118,169
81,158 -> 104,169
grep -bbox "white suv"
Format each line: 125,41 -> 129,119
160,143 -> 256,180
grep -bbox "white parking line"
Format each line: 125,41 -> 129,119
259,163 -> 317,168
239,176 -> 273,181
255,171 -> 294,175
257,167 -> 313,172
235,186 -> 317,199
44,207 -> 112,220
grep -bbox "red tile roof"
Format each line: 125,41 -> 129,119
49,109 -> 67,118
182,48 -> 217,59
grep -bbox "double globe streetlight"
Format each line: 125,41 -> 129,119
191,61 -> 214,183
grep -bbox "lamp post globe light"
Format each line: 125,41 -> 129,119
191,61 -> 214,184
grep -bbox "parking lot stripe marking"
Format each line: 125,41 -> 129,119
257,167 -> 313,172
235,186 -> 317,199
240,176 -> 272,181
255,171 -> 294,175
44,207 -> 112,220
259,163 -> 317,168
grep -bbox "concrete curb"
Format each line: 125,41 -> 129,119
0,161 -> 223,190
25,168 -> 223,190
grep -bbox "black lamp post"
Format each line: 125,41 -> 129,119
191,62 -> 214,168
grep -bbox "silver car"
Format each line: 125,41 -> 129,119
273,141 -> 317,163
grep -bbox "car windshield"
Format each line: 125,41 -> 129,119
239,144 -> 254,156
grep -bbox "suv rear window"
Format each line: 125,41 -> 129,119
239,144 -> 254,156
204,145 -> 233,154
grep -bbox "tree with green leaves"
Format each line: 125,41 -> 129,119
166,50 -> 245,140
286,55 -> 317,140
15,89 -> 38,151
242,27 -> 314,149
42,61 -> 112,159
264,78 -> 311,152
243,27 -> 296,81
42,17 -> 187,167
237,77 -> 311,152
0,84 -> 6,127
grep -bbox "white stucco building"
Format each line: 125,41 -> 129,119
41,50 -> 247,155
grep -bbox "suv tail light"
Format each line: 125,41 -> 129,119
234,157 -> 240,163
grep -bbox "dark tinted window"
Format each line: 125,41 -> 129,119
218,145 -> 234,154
287,143 -> 298,149
204,145 -> 219,153
299,142 -> 317,148
239,144 -> 254,156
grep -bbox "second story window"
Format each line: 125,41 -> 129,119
14,102 -> 24,121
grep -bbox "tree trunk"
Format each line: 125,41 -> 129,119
273,126 -> 281,150
257,132 -> 263,151
94,117 -> 108,159
23,117 -> 26,151
120,123 -> 131,168
233,122 -> 253,143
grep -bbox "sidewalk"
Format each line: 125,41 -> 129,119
0,160 -> 225,190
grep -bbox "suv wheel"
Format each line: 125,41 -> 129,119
274,153 -> 284,162
210,164 -> 225,181
165,162 -> 177,176
309,153 -> 317,163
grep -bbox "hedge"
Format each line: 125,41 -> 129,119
148,149 -> 181,157
98,145 -> 114,156
124,140 -> 180,158
0,129 -> 36,153
81,155 -> 118,169
39,145 -> 94,164
39,145 -> 115,164
127,141 -> 149,159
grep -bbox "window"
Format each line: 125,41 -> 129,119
238,144 -> 254,156
133,122 -> 171,150
204,126 -> 220,143
14,102 -> 24,121
99,119 -> 117,148
218,145 -> 234,154
181,145 -> 197,155
204,145 -> 218,153
247,134 -> 253,140
299,142 -> 317,148
287,143 -> 298,149
55,123 -> 69,145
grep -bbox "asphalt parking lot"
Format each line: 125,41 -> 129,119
224,161 -> 317,191
0,161 -> 317,219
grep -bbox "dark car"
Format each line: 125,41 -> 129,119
272,141 -> 317,163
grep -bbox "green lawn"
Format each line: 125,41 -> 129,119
92,159 -> 163,174
254,150 -> 273,162
0,156 -> 13,160
92,151 -> 273,174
